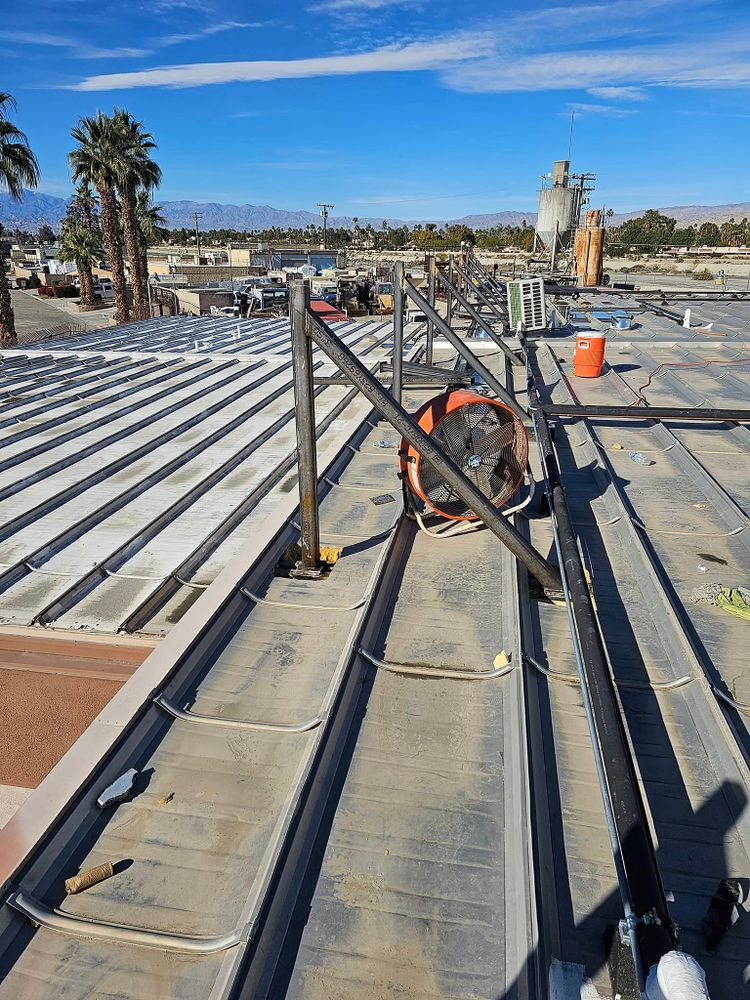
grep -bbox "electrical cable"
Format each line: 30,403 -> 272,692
413,472 -> 536,539
629,356 -> 750,406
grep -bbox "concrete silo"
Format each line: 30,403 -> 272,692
534,160 -> 578,252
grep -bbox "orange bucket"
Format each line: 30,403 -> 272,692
573,331 -> 606,378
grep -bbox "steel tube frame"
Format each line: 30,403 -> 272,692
464,256 -> 507,313
433,269 -> 521,365
528,348 -> 676,980
403,278 -> 527,412
392,261 -> 404,405
446,254 -> 454,330
426,253 -> 436,366
290,281 -> 321,574
544,282 -> 750,302
466,251 -> 506,299
529,421 -> 646,988
453,260 -> 507,322
303,307 -> 562,593
543,403 -> 750,422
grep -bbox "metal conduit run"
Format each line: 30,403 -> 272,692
542,403 -> 750,422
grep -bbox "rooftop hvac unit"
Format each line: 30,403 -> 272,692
507,277 -> 547,332
400,390 -> 528,521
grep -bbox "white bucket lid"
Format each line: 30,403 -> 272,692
576,330 -> 606,339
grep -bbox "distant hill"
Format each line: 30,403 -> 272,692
448,211 -> 536,228
0,191 -> 73,231
610,204 -> 750,226
3,189 -> 750,234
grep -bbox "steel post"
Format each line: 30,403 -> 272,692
392,262 -> 404,405
431,270 -> 522,367
304,309 -> 560,593
551,219 -> 559,273
426,254 -> 435,366
290,281 -> 321,576
453,260 -> 506,322
446,254 -> 454,329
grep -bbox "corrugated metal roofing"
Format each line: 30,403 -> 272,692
527,306 -> 750,995
1,293 -> 750,998
0,315 -> 421,636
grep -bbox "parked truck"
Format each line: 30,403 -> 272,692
234,283 -> 289,316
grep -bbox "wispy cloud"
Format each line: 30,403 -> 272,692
159,21 -> 264,47
227,109 -> 292,119
498,0 -> 713,46
0,30 -> 148,59
149,0 -> 213,12
588,86 -> 648,101
566,102 -> 639,117
309,0 -> 412,10
69,35 -> 490,90
442,36 -> 750,94
48,0 -> 747,104
251,160 -> 344,170
1,21 -> 265,60
677,108 -> 750,119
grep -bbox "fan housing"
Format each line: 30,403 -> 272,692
400,389 -> 528,522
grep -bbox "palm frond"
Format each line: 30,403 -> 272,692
0,98 -> 39,200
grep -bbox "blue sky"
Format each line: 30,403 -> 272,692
3,0 -> 750,219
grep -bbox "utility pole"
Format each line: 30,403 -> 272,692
317,203 -> 334,250
192,212 -> 203,263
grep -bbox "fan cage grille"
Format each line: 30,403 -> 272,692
405,393 -> 528,521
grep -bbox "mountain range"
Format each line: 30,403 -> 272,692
2,189 -> 749,234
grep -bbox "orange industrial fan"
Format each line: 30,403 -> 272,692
400,389 -> 528,521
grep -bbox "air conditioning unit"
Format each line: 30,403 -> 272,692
506,277 -> 547,332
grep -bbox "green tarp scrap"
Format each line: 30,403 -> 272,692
690,584 -> 750,621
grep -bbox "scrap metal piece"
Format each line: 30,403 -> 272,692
96,768 -> 138,809
370,494 -> 395,506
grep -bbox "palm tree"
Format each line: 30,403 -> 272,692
135,189 -> 166,305
58,222 -> 100,308
69,112 -> 130,324
59,186 -> 101,309
67,182 -> 99,231
112,109 -> 161,320
0,93 -> 40,346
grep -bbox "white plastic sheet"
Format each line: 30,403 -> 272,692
645,952 -> 710,1000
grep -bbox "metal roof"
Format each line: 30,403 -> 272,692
0,315 -> 422,636
0,292 -> 749,998
526,294 -> 750,995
